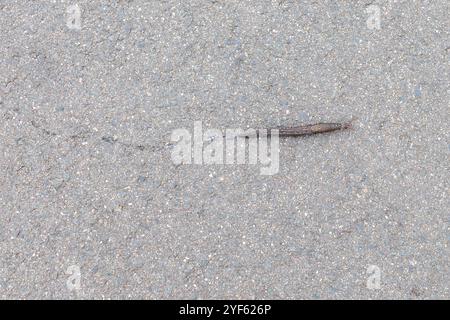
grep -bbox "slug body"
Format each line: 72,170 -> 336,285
226,120 -> 354,139
276,121 -> 352,136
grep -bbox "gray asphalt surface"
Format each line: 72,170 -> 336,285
0,0 -> 449,299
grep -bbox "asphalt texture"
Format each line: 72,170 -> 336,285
0,0 -> 449,299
